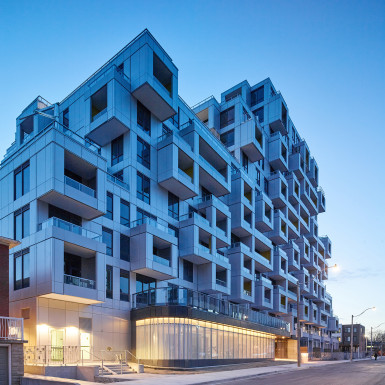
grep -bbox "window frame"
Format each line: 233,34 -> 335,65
137,136 -> 151,169
111,135 -> 124,166
137,101 -> 151,135
136,171 -> 150,204
106,265 -> 113,299
102,227 -> 113,256
14,204 -> 30,240
14,248 -> 30,290
105,192 -> 113,220
120,199 -> 130,227
14,161 -> 30,200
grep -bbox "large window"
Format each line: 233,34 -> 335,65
137,101 -> 151,135
220,129 -> 234,147
105,192 -> 113,220
251,86 -> 264,106
137,136 -> 150,169
168,192 -> 179,220
183,260 -> 194,283
136,273 -> 156,292
14,248 -> 30,290
102,227 -> 113,256
48,204 -> 81,226
220,107 -> 235,128
106,265 -> 113,299
254,106 -> 264,124
153,53 -> 172,95
120,234 -> 130,262
137,172 -> 150,204
14,161 -> 30,200
120,199 -> 130,227
120,269 -> 130,301
111,135 -> 124,166
14,204 -> 30,240
137,208 -> 156,223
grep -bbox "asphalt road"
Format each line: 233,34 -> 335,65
208,360 -> 385,385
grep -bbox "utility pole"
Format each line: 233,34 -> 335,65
297,283 -> 301,367
350,315 -> 354,362
371,327 -> 373,358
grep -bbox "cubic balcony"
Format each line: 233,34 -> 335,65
287,204 -> 300,240
39,147 -> 105,221
320,236 -> 332,259
197,263 -> 231,295
273,285 -> 288,314
288,152 -> 306,180
253,236 -> 274,273
293,140 -> 311,174
229,169 -> 254,210
285,171 -> 300,205
267,247 -> 288,281
157,132 -> 198,200
198,138 -> 230,197
267,93 -> 288,135
296,237 -> 311,264
37,217 -> 104,253
130,217 -> 178,280
254,275 -> 274,310
328,316 -> 339,332
35,240 -> 102,305
85,66 -> 131,146
292,267 -> 310,295
239,119 -> 264,162
304,246 -> 319,274
308,275 -> 319,300
281,241 -> 301,272
317,187 -> 326,213
229,202 -> 253,237
307,157 -> 319,188
229,274 -> 254,304
268,171 -> 288,209
299,203 -> 310,235
300,178 -> 317,216
287,273 -> 298,303
255,191 -> 274,232
131,43 -> 178,121
268,132 -> 288,172
305,218 -> 319,244
298,298 -> 310,322
266,209 -> 288,245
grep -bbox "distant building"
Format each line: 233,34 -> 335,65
341,324 -> 366,353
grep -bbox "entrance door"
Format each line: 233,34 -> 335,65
0,346 -> 9,385
80,332 -> 91,360
51,329 -> 64,361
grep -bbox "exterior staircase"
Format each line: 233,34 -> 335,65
99,362 -> 136,375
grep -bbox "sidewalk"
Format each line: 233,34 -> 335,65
98,358 -> 370,385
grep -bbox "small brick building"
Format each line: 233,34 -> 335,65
0,236 -> 25,385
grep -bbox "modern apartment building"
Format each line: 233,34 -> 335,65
340,324 -> 366,353
0,29 -> 339,367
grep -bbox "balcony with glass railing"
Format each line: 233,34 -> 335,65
107,173 -> 129,191
65,176 -> 96,197
64,274 -> 96,289
132,286 -> 290,333
130,217 -> 176,237
153,254 -> 171,267
38,217 -> 102,242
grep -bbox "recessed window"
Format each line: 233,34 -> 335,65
14,248 -> 30,290
14,161 -> 30,200
153,53 -> 172,95
220,107 -> 235,128
137,101 -> 151,135
105,192 -> 113,220
251,86 -> 264,106
220,129 -> 234,147
102,227 -> 113,256
120,234 -> 130,262
183,260 -> 194,283
254,106 -> 264,123
14,204 -> 30,240
111,135 -> 124,166
168,192 -> 179,220
91,85 -> 107,122
120,199 -> 130,227
106,265 -> 113,299
137,172 -> 150,204
120,269 -> 130,302
137,136 -> 150,169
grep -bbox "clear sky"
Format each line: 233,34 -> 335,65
0,0 -> 384,333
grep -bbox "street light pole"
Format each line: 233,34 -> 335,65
297,282 -> 301,367
371,322 -> 385,359
350,307 -> 376,362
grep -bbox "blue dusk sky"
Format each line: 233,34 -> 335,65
0,0 -> 384,332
